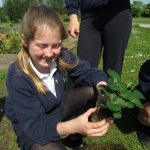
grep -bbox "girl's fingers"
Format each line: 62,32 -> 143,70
88,128 -> 109,137
85,119 -> 108,130
84,107 -> 97,118
85,122 -> 110,136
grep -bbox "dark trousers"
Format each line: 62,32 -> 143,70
77,9 -> 132,77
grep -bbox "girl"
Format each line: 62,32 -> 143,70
5,3 -> 112,150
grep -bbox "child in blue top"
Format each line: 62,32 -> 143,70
5,3 -> 112,150
134,59 -> 150,147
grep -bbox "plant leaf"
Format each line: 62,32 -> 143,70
113,112 -> 122,119
99,85 -> 111,94
106,101 -> 121,111
105,92 -> 117,101
132,89 -> 145,99
109,81 -> 127,91
126,91 -> 145,106
133,100 -> 144,108
114,97 -> 129,107
116,81 -> 127,91
130,98 -> 144,108
120,90 -> 130,100
108,78 -> 114,86
109,85 -> 121,91
125,102 -> 134,108
107,69 -> 121,83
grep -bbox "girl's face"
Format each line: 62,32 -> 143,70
22,25 -> 62,73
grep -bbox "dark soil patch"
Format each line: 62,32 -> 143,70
92,106 -> 114,122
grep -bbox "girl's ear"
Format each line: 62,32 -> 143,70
21,34 -> 27,47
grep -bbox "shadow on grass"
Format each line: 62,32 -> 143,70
61,136 -> 129,150
114,108 -> 137,134
0,96 -> 6,123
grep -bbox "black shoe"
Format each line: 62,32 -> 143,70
136,121 -> 150,147
67,134 -> 87,150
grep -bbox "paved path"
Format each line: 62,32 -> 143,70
139,24 -> 150,28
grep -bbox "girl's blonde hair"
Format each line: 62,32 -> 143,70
15,3 -> 79,94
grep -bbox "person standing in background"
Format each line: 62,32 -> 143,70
65,0 -> 132,77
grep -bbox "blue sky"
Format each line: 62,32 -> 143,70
130,0 -> 150,4
0,0 -> 149,7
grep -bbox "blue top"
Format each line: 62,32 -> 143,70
5,49 -> 107,146
65,0 -> 131,19
136,59 -> 150,102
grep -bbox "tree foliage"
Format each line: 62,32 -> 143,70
0,6 -> 8,22
45,0 -> 67,15
131,1 -> 150,17
2,0 -> 67,22
3,0 -> 32,22
144,3 -> 150,17
131,1 -> 144,17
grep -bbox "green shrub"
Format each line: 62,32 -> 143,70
0,32 -> 21,54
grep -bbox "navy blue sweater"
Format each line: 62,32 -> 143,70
136,59 -> 150,102
65,0 -> 131,19
5,49 -> 107,145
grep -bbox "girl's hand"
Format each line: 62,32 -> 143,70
72,107 -> 112,136
68,14 -> 80,38
57,107 -> 112,136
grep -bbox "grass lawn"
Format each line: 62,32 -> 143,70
0,17 -> 150,150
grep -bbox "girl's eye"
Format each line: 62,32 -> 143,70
38,45 -> 46,48
52,44 -> 62,49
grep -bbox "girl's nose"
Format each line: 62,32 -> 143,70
43,52 -> 53,60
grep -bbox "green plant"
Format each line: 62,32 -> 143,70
0,31 -> 21,54
99,69 -> 145,119
0,72 -> 7,81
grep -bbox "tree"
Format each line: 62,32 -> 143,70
147,3 -> 150,17
0,6 -> 8,22
3,0 -> 43,22
45,0 -> 67,15
131,1 -> 144,17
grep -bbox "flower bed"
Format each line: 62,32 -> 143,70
0,32 -> 21,54
0,32 -> 77,54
